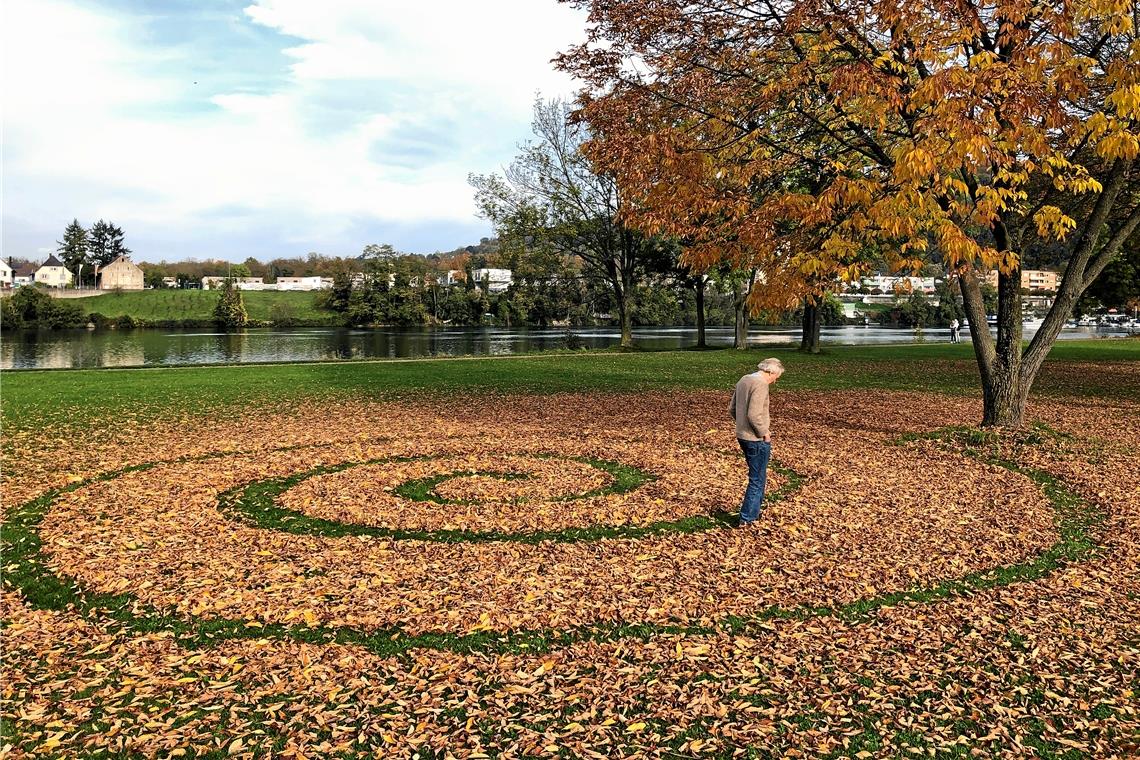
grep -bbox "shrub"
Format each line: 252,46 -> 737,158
1,296 -> 24,329
269,301 -> 298,326
213,282 -> 248,329
1,286 -> 86,330
897,294 -> 933,327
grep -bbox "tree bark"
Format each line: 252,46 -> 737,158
981,361 -> 1028,427
733,282 -> 749,349
619,299 -> 633,348
694,276 -> 706,348
733,301 -> 748,348
799,299 -> 821,353
981,265 -> 1025,426
732,269 -> 757,349
964,160 -> 1139,428
616,231 -> 637,349
613,271 -> 633,349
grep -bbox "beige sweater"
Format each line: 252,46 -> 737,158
728,373 -> 770,441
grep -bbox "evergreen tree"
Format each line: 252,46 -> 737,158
212,280 -> 248,329
56,219 -> 89,278
88,220 -> 111,267
107,223 -> 130,261
88,220 -> 131,267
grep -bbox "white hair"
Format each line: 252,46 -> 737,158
757,357 -> 785,375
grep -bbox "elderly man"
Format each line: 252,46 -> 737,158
728,357 -> 785,526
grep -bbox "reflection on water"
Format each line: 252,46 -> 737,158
0,324 -> 1118,370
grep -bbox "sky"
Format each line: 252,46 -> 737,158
1,0 -> 586,263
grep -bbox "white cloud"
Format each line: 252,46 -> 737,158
1,0 -> 585,259
244,0 -> 582,111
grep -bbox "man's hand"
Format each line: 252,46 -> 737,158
762,433 -> 772,443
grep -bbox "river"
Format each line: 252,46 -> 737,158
0,324 -> 1123,370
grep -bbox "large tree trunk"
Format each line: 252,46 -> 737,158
799,299 -> 821,354
981,361 -> 1028,427
733,283 -> 749,349
613,274 -> 633,349
614,232 -> 637,349
960,265 -> 1027,426
619,300 -> 633,348
694,276 -> 706,348
984,265 -> 1025,425
732,270 -> 757,349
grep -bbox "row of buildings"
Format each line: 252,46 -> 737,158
200,268 -> 515,293
1,256 -> 517,295
849,269 -> 1060,296
200,275 -> 330,291
6,256 -> 1060,298
1,255 -> 145,290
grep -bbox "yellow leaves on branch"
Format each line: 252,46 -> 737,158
893,145 -> 936,183
1085,0 -> 1138,35
1095,129 -> 1140,161
1034,206 -> 1078,240
1106,84 -> 1140,120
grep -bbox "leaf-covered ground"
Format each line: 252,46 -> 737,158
3,378 -> 1139,757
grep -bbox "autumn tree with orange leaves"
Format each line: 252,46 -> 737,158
560,0 -> 1140,426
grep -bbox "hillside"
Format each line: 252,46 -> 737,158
67,289 -> 338,325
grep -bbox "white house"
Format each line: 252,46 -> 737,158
275,276 -> 328,291
202,276 -> 267,290
858,275 -> 938,295
470,268 -> 513,293
0,259 -> 12,287
34,254 -> 74,288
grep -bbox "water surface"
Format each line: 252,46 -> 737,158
1,324 -> 1120,370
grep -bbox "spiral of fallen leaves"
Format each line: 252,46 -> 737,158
3,388 -> 1138,757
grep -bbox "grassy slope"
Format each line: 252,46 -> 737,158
66,289 -> 334,322
3,340 -> 1137,434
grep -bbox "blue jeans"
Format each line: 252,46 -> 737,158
738,438 -> 771,523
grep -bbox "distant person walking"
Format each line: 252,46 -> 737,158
949,318 -> 961,343
729,357 -> 785,527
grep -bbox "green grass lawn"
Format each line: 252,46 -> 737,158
3,339 -> 1136,435
66,289 -> 336,323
